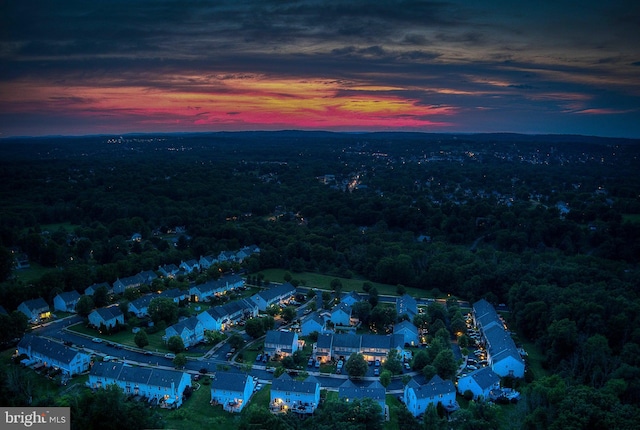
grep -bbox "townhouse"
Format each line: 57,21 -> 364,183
89,361 -> 190,408
210,372 -> 256,413
18,334 -> 91,377
270,373 -> 320,414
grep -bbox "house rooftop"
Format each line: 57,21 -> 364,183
463,367 -> 501,390
255,282 -> 296,302
18,334 -> 87,364
211,372 -> 251,392
21,297 -> 49,311
272,373 -> 319,394
56,290 -> 81,303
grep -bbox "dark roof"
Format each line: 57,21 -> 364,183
168,316 -> 201,334
56,290 -> 81,303
272,373 -> 318,394
407,375 -> 455,399
396,294 -> 417,316
90,361 -> 187,389
21,297 -> 49,311
316,333 -> 333,350
465,367 -> 500,390
256,282 -> 295,302
265,330 -> 297,348
18,334 -> 87,364
159,288 -> 183,299
332,333 -> 361,349
211,372 -> 251,392
394,320 -> 418,334
338,380 -> 385,403
129,294 -> 156,310
92,305 -> 123,321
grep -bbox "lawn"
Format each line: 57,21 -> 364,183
255,269 -> 436,298
67,323 -> 169,352
162,378 -> 271,430
12,262 -> 55,284
518,339 -> 548,380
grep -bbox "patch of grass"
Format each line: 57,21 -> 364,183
161,380 -> 241,429
519,339 -> 548,379
12,262 -> 55,284
385,394 -> 402,430
622,214 -> 640,224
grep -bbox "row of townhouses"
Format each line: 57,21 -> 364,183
471,299 -> 525,378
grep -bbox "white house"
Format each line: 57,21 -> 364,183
338,380 -> 386,414
179,259 -> 200,274
250,282 -> 296,311
112,274 -> 144,294
210,372 -> 256,413
158,264 -> 180,278
301,313 -> 327,336
396,294 -> 418,320
165,317 -> 204,348
393,320 -> 419,346
89,361 -> 190,408
53,291 -> 81,313
404,375 -> 458,417
472,299 -> 525,378
341,291 -> 361,307
88,306 -> 124,330
264,330 -> 299,357
18,298 -> 51,323
198,254 -> 218,270
197,299 -> 257,331
330,303 -> 353,326
457,367 -> 501,400
128,294 -> 157,318
85,282 -> 111,296
270,373 -> 320,414
18,334 -> 91,377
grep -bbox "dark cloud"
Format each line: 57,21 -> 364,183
0,0 -> 639,137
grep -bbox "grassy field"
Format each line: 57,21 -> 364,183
622,214 -> 640,223
518,339 -> 548,380
66,322 -> 171,353
162,376 -> 271,429
255,269 -> 437,298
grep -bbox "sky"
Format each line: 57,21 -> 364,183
1,0 -> 639,138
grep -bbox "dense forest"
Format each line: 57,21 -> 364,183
1,131 -> 640,429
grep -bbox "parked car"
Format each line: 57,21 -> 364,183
374,368 -> 380,376
91,338 -> 103,343
165,353 -> 176,359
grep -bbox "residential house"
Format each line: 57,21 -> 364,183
217,250 -> 237,263
53,291 -> 81,313
128,294 -> 157,318
112,274 -> 144,294
210,372 -> 256,413
89,361 -> 190,408
341,291 -> 361,307
457,367 -> 501,400
338,380 -> 386,414
404,375 -> 458,417
179,259 -> 200,274
198,254 -> 218,270
158,288 -> 186,304
197,299 -> 257,331
360,334 -> 404,363
250,282 -> 296,311
264,330 -> 299,357
315,333 -> 333,363
85,282 -> 111,296
138,270 -> 158,285
472,299 -> 525,378
18,334 -> 91,376
301,313 -> 327,336
131,233 -> 142,242
396,294 -> 418,320
189,275 -> 244,303
270,373 -> 320,414
165,317 -> 204,348
158,264 -> 180,278
18,298 -> 51,323
88,306 -> 124,330
393,320 -> 419,346
330,303 -> 353,326
331,333 -> 361,361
